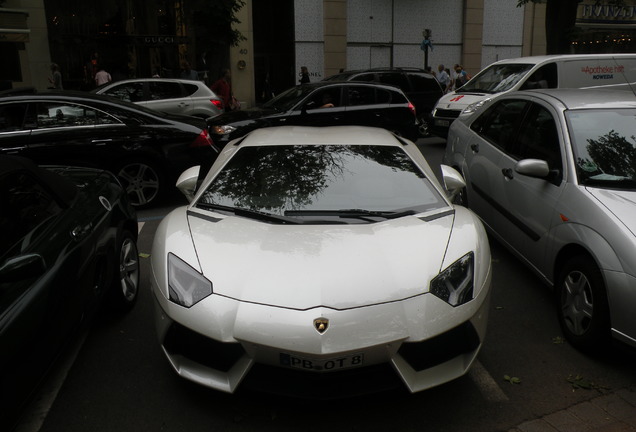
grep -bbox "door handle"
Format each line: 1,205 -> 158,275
470,143 -> 479,153
502,168 -> 514,180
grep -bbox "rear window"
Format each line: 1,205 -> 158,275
378,73 -> 410,91
148,82 -> 183,100
182,83 -> 199,96
409,73 -> 443,93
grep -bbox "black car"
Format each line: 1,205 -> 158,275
0,89 -> 219,207
324,67 -> 444,137
207,81 -> 419,147
0,156 -> 139,429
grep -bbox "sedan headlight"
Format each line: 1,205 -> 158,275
211,125 -> 237,135
430,252 -> 474,307
168,253 -> 212,307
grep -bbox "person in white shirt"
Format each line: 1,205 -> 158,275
95,66 -> 112,86
437,64 -> 450,92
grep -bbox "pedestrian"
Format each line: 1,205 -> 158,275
454,64 -> 470,88
436,64 -> 450,92
94,65 -> 112,86
260,73 -> 274,102
48,63 -> 63,90
180,61 -> 198,81
211,68 -> 237,111
299,66 -> 310,84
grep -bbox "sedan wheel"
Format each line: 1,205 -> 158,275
556,255 -> 610,351
117,160 -> 162,207
110,230 -> 140,312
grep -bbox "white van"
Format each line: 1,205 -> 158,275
430,54 -> 636,136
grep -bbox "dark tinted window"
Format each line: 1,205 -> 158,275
307,88 -> 342,108
182,83 -> 199,96
0,171 -> 62,259
0,103 -> 28,132
376,88 -> 392,104
35,102 -> 98,128
351,73 -> 376,82
409,73 -> 443,92
378,73 -> 410,90
513,103 -> 561,174
472,99 -> 528,150
148,82 -> 183,100
104,82 -> 144,102
347,86 -> 375,106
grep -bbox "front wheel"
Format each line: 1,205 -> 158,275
556,255 -> 610,351
109,230 -> 140,312
116,159 -> 164,208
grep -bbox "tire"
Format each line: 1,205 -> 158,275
116,159 -> 164,208
109,230 -> 140,312
556,255 -> 610,351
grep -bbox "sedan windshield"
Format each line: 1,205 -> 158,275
566,108 -> 636,189
196,145 -> 447,223
260,86 -> 315,112
459,64 -> 534,94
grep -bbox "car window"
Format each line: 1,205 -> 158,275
35,102 -> 98,129
513,103 -> 562,175
104,82 -> 145,103
307,88 -> 342,109
472,99 -> 529,150
520,64 -> 558,90
408,73 -> 442,93
182,83 -> 199,96
0,103 -> 28,132
0,170 -> 62,260
347,86 -> 376,106
148,82 -> 183,100
378,73 -> 409,91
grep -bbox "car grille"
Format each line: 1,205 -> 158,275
398,321 -> 480,372
163,323 -> 245,372
434,109 -> 461,119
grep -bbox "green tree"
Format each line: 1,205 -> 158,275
516,0 -> 624,54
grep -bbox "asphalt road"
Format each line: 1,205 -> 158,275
15,138 -> 636,432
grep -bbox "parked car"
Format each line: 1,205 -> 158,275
324,67 -> 444,137
207,81 -> 419,148
444,88 -> 636,351
0,155 -> 139,429
150,125 -> 492,395
0,89 -> 219,207
93,78 -> 224,119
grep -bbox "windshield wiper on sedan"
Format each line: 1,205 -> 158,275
583,178 -> 636,190
284,208 -> 418,220
195,202 -> 300,224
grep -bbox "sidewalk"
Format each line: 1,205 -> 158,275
508,387 -> 636,432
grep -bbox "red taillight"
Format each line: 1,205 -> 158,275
408,102 -> 416,117
211,99 -> 224,110
191,129 -> 214,148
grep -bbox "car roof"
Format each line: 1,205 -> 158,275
513,88 -> 636,110
239,126 -> 407,147
487,53 -> 636,66
96,77 -> 206,86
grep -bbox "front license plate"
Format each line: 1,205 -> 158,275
435,119 -> 450,127
279,352 -> 364,371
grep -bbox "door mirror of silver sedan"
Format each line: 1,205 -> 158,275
515,159 -> 550,179
440,164 -> 466,201
176,165 -> 201,203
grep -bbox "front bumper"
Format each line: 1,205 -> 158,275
151,270 -> 492,395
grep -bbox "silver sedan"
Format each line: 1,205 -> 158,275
444,88 -> 636,351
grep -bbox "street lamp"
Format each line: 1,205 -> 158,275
420,29 -> 433,70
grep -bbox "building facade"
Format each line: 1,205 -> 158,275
2,0 -> 635,108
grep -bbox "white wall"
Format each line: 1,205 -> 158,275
481,0 -> 525,68
294,0 -> 325,81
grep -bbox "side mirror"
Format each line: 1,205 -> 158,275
515,159 -> 550,178
176,165 -> 201,203
303,101 -> 317,113
440,164 -> 466,201
0,254 -> 46,283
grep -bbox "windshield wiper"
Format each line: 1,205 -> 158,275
196,202 -> 300,224
583,178 -> 636,189
284,208 -> 418,220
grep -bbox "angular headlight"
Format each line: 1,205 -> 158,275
168,253 -> 212,308
430,252 -> 474,307
211,125 -> 237,135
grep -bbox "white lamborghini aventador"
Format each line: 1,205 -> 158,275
150,125 -> 492,395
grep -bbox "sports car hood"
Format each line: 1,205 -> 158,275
587,188 -> 636,237
188,212 -> 454,310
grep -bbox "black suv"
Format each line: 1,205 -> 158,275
207,81 -> 419,147
324,67 -> 444,137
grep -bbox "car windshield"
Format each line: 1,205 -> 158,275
195,145 -> 447,223
566,108 -> 636,189
459,63 -> 534,94
260,86 -> 315,112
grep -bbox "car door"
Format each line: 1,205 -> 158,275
100,81 -> 145,104
0,102 -> 31,157
488,101 -> 565,271
342,84 -> 383,127
463,99 -> 529,224
146,81 -> 192,116
289,87 -> 346,127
